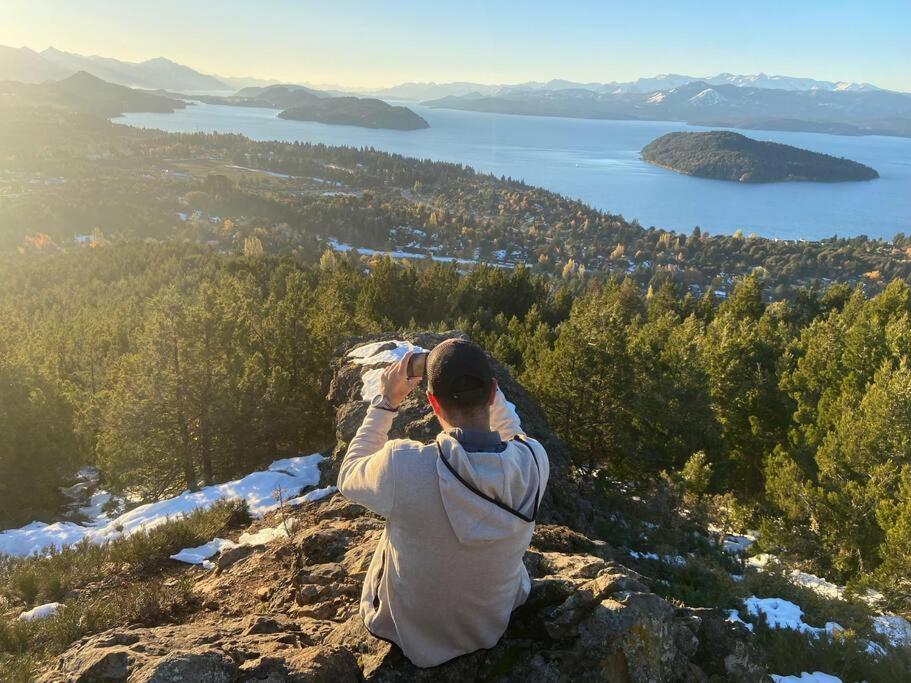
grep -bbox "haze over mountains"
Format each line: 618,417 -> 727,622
0,45 -> 234,91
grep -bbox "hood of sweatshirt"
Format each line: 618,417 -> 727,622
435,432 -> 544,545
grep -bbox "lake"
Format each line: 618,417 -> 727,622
118,102 -> 911,241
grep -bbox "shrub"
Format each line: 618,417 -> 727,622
681,451 -> 712,496
0,575 -> 197,681
651,555 -> 742,609
10,569 -> 39,605
108,498 -> 250,572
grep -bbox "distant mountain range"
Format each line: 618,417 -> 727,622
370,73 -> 889,101
0,44 -> 905,135
423,81 -> 911,138
1,44 -> 897,99
0,45 -> 230,91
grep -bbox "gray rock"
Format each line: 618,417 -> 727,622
131,649 -> 237,682
66,648 -> 130,682
216,544 -> 254,571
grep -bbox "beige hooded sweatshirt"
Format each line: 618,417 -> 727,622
337,388 -> 549,668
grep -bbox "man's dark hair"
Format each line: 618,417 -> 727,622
427,339 -> 494,414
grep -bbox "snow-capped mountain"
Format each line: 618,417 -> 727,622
705,72 -> 881,92
833,81 -> 880,92
687,88 -> 725,105
379,73 -> 895,102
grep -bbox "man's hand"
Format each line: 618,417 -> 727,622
380,351 -> 422,409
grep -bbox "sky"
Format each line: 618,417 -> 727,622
1,0 -> 908,91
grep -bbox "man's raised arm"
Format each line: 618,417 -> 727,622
337,351 -> 421,518
337,405 -> 397,517
489,385 -> 524,441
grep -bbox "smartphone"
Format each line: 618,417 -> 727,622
407,352 -> 429,378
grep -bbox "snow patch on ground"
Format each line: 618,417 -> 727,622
238,522 -> 294,547
787,570 -> 845,601
628,550 -> 686,566
743,550 -> 910,655
92,454 -> 323,543
743,596 -> 842,637
872,614 -> 911,649
170,523 -> 293,567
170,538 -> 237,565
287,485 -> 337,507
725,609 -> 754,632
78,491 -> 114,521
170,486 -> 337,566
0,454 -> 324,558
746,552 -> 775,568
723,533 -> 757,554
18,602 -> 63,621
770,673 -> 842,683
0,521 -> 95,558
708,525 -> 758,554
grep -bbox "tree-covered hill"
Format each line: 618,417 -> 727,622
170,84 -> 431,131
278,96 -> 430,130
0,71 -> 185,117
641,131 -> 879,183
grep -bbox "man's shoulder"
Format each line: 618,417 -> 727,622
512,434 -> 548,458
386,438 -> 436,458
385,439 -> 438,486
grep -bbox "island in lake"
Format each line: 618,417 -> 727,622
278,96 -> 429,130
177,84 -> 429,131
641,131 -> 879,183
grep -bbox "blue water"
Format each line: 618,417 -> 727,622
118,102 -> 911,241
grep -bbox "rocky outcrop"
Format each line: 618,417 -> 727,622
39,332 -> 767,682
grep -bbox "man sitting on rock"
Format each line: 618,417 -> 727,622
337,339 -> 550,668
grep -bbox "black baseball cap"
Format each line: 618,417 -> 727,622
427,339 -> 494,409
